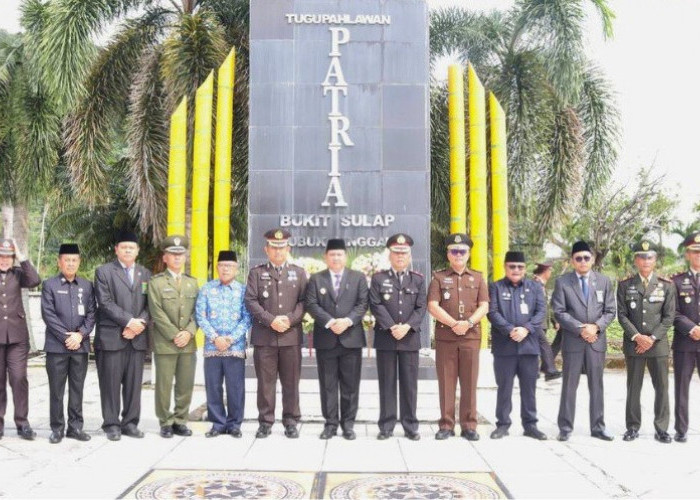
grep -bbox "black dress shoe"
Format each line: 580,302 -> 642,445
160,426 -> 174,438
49,431 -> 63,444
434,429 -> 455,440
674,432 -> 687,443
622,429 -> 639,442
284,425 -> 299,439
17,425 -> 36,441
405,431 -> 421,441
557,431 -> 571,442
524,428 -> 547,440
122,427 -> 144,438
105,429 -> 121,441
320,427 -> 337,440
545,371 -> 563,381
591,430 -> 614,441
342,429 -> 356,440
205,428 -> 222,438
0,430 -> 3,439
230,428 -> 242,438
255,425 -> 271,438
66,429 -> 91,442
172,424 -> 192,437
490,427 -> 509,439
377,430 -> 393,440
655,431 -> 672,444
461,429 -> 480,441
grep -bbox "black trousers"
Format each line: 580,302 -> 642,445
96,345 -> 145,432
376,349 -> 419,434
558,347 -> 606,434
673,350 -> 700,435
625,355 -> 669,433
253,345 -> 301,427
46,353 -> 89,432
539,330 -> 558,374
316,344 -> 362,431
0,341 -> 29,431
494,354 -> 539,430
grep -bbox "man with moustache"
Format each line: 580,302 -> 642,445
244,229 -> 308,439
41,243 -> 96,443
305,238 -> 369,440
617,240 -> 675,443
94,230 -> 151,441
552,240 -> 616,441
427,233 -> 489,441
369,234 -> 427,441
487,251 -> 547,440
0,238 -> 40,441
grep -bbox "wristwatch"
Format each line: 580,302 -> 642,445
466,319 -> 475,328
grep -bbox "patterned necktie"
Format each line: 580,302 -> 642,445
333,273 -> 341,296
641,276 -> 649,290
174,274 -> 181,291
580,275 -> 589,300
125,267 -> 133,286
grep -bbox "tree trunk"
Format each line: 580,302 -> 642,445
13,202 -> 29,257
2,203 -> 13,238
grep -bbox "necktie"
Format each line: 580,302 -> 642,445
125,267 -> 133,286
333,273 -> 341,296
398,271 -> 404,285
641,276 -> 648,289
580,275 -> 589,300
695,273 -> 700,288
175,275 -> 182,290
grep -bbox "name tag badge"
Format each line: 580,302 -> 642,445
596,290 -> 604,303
141,282 -> 148,294
57,290 -> 68,295
520,302 -> 529,315
78,304 -> 86,316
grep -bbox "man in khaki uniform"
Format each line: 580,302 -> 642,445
148,235 -> 199,438
427,233 -> 489,441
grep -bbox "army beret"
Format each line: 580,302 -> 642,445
386,233 -> 413,253
632,240 -> 658,256
0,238 -> 15,256
115,230 -> 139,245
160,235 -> 188,254
505,251 -> 526,263
683,231 -> 700,251
571,240 -> 592,256
445,233 -> 472,249
217,250 -> 237,262
264,228 -> 291,248
325,238 -> 346,252
58,243 -> 80,255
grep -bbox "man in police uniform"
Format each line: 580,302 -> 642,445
671,231 -> 700,442
148,235 -> 199,438
617,240 -> 675,443
427,233 -> 488,441
41,243 -> 96,443
487,251 -> 547,440
369,233 -> 427,440
244,229 -> 308,439
0,238 -> 40,440
533,262 -> 562,381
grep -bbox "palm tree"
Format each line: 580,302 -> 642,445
38,0 -> 250,246
429,0 -> 620,249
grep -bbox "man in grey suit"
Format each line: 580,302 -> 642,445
94,231 -> 151,441
552,240 -> 616,441
305,239 -> 369,440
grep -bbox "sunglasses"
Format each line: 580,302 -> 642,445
506,264 -> 525,270
449,249 -> 468,256
573,255 -> 592,263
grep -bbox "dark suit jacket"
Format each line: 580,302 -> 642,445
41,274 -> 96,354
551,271 -> 616,353
94,260 -> 151,351
0,261 -> 41,344
672,271 -> 700,352
305,268 -> 368,349
488,278 -> 546,356
369,269 -> 427,351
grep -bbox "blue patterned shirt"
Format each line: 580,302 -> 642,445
196,279 -> 251,358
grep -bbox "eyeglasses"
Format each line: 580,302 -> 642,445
573,255 -> 592,263
449,249 -> 467,256
506,264 -> 525,270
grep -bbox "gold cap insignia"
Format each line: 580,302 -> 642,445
695,234 -> 700,243
174,237 -> 181,246
642,241 -> 649,251
275,230 -> 283,239
455,235 -> 462,243
2,241 -> 9,248
397,235 -> 406,244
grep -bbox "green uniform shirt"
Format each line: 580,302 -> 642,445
148,271 -> 199,354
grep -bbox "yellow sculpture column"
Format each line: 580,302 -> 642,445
448,65 -> 467,233
167,98 -> 187,236
490,92 -> 509,281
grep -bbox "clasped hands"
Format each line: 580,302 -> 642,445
271,316 -> 291,333
122,318 -> 147,339
690,325 -> 700,341
509,327 -> 529,342
390,323 -> 411,340
64,332 -> 83,350
634,333 -> 655,354
328,318 -> 353,335
580,324 -> 599,343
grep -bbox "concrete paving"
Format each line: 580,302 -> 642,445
1,351 -> 699,498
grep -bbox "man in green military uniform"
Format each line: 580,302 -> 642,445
617,240 -> 676,443
148,235 -> 199,438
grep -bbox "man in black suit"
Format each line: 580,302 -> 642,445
94,231 -> 151,441
305,239 -> 369,440
369,234 -> 427,441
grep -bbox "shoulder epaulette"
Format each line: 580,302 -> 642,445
410,270 -> 423,277
658,275 -> 672,283
152,272 -> 167,279
253,263 -> 267,269
671,271 -> 687,280
619,275 -> 634,283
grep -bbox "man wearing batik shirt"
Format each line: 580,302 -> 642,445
196,251 -> 252,438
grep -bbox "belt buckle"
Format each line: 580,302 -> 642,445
458,304 -> 465,314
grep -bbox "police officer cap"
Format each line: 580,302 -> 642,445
682,231 -> 700,251
217,250 -> 237,262
571,240 -> 592,256
115,230 -> 139,245
325,238 -> 346,252
264,228 -> 291,248
0,238 -> 15,256
534,262 -> 553,275
160,235 -> 188,254
505,251 -> 525,263
445,233 -> 472,249
386,233 -> 413,253
58,243 -> 80,255
632,240 -> 658,257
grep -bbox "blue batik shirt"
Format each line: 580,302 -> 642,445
196,279 -> 252,358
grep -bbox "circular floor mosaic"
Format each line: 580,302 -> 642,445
133,472 -> 306,499
329,474 -> 502,499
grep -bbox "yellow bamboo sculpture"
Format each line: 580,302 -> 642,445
448,65 -> 467,234
213,49 -> 236,277
167,98 -> 187,236
490,92 -> 508,281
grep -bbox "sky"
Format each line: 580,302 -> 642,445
0,0 -> 697,225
